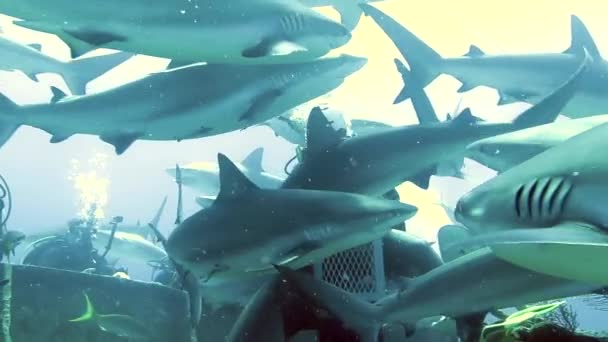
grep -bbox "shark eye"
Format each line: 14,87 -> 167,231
514,177 -> 572,225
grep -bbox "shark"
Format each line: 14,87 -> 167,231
164,153 -> 417,285
0,34 -> 134,95
0,54 -> 366,154
301,0 -> 386,31
275,247 -> 599,342
359,4 -> 608,118
281,56 -> 587,193
466,114 -> 608,173
165,147 -> 284,198
453,121 -> 608,285
2,0 -> 351,64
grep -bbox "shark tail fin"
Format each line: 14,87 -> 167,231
0,94 -> 21,150
275,265 -> 382,342
69,292 -> 97,323
360,3 -> 442,103
512,50 -> 590,128
61,52 -> 134,95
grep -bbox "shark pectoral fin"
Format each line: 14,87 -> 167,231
63,28 -> 127,47
239,88 -> 283,123
489,223 -> 608,286
50,86 -> 67,103
100,133 -> 141,155
242,38 -> 307,58
27,43 -> 42,52
409,165 -> 436,190
12,20 -> 96,58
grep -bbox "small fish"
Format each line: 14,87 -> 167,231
69,292 -> 151,340
0,279 -> 8,287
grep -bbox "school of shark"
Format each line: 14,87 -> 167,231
1,1 -> 608,342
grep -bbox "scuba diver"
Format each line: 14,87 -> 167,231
21,206 -> 126,276
0,172 -> 25,261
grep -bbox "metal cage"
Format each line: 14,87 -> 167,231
313,239 -> 386,302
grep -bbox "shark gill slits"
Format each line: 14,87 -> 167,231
514,185 -> 523,218
514,176 -> 573,225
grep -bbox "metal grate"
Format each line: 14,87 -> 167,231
314,239 -> 386,301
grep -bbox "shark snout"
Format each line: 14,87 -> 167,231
454,191 -> 487,231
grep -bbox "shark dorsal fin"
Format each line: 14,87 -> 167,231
464,45 -> 485,57
451,108 -> 481,126
564,15 -> 601,59
217,153 -> 259,201
306,107 -> 344,155
241,147 -> 265,173
50,86 -> 67,103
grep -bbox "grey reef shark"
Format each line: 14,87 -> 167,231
360,3 -> 608,118
281,53 -> 588,193
454,120 -> 608,286
165,153 -> 417,285
0,33 -> 134,95
0,54 -> 366,154
466,114 -> 608,173
0,0 -> 351,64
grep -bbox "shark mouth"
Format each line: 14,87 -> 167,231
513,176 -> 573,226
